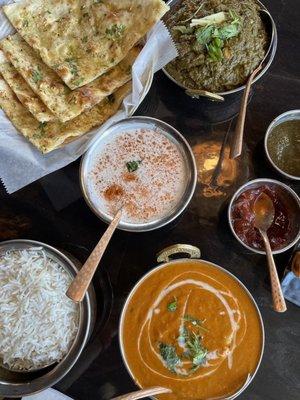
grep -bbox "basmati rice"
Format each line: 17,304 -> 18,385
0,247 -> 79,371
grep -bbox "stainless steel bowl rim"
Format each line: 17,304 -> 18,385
228,179 -> 300,255
119,257 -> 265,400
163,0 -> 278,97
80,116 -> 197,232
0,239 -> 93,398
264,110 -> 300,181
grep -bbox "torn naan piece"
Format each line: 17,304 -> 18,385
3,0 -> 168,89
0,34 -> 139,122
0,77 -> 131,153
0,51 -> 55,122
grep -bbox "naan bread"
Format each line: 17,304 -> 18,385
3,0 -> 168,89
0,51 -> 55,122
0,76 -> 131,153
1,34 -> 139,122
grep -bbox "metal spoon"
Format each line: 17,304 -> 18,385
110,387 -> 172,400
185,88 -> 224,102
253,192 -> 287,312
66,209 -> 122,303
230,9 -> 276,159
110,373 -> 250,400
210,119 -> 233,187
229,64 -> 262,159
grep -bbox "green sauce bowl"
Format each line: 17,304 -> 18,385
265,110 -> 300,180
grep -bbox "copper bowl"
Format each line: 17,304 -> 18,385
119,244 -> 265,400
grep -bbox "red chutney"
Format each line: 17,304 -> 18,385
231,185 -> 291,251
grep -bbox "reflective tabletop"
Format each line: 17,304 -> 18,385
0,0 -> 299,399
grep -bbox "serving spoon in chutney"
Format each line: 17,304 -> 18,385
253,192 -> 287,312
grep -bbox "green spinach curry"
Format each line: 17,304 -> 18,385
165,0 -> 268,92
267,120 -> 300,177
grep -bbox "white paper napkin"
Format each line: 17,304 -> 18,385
23,388 -> 73,400
0,4 -> 177,193
281,271 -> 300,307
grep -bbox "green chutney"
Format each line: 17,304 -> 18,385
267,120 -> 300,177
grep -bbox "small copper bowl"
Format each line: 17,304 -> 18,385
119,244 -> 265,400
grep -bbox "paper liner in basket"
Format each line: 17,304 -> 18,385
0,3 -> 177,193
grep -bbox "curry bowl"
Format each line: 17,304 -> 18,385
163,0 -> 277,100
228,179 -> 300,255
0,239 -> 95,398
119,244 -> 264,400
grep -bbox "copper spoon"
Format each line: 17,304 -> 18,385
111,387 -> 172,400
229,63 -> 262,159
66,209 -> 122,303
230,10 -> 275,159
110,373 -> 250,400
253,193 -> 287,312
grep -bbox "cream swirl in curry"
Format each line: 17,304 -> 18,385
121,261 -> 263,400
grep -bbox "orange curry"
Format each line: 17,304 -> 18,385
121,261 -> 263,400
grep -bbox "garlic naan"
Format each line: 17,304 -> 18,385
0,77 -> 131,153
0,51 -> 55,122
3,0 -> 168,89
1,34 -> 139,122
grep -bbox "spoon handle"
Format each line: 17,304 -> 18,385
260,229 -> 287,313
66,209 -> 122,303
111,387 -> 171,400
230,64 -> 262,159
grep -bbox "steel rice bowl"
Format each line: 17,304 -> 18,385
80,116 -> 197,232
119,247 -> 265,400
0,239 -> 95,398
163,0 -> 277,99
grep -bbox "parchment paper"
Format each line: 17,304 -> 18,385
0,2 -> 177,193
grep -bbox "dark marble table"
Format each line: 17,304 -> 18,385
0,0 -> 299,399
